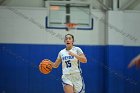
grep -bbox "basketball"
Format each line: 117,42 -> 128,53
39,59 -> 52,74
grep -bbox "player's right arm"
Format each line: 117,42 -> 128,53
50,58 -> 62,68
42,58 -> 61,68
44,51 -> 62,68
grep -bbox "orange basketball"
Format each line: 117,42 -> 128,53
39,60 -> 52,74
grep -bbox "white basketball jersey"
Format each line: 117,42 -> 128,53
57,46 -> 84,75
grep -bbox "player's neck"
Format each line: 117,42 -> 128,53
66,46 -> 73,50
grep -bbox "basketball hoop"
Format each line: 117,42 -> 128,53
66,23 -> 78,30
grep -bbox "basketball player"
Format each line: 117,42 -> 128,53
45,34 -> 87,93
128,54 -> 140,68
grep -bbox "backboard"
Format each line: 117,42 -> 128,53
45,1 -> 93,30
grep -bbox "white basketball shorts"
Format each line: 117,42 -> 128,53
62,73 -> 85,93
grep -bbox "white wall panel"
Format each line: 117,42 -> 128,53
123,10 -> 140,46
0,6 -> 106,45
2,0 -> 44,7
107,11 -> 124,45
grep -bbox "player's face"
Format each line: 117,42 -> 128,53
64,35 -> 74,48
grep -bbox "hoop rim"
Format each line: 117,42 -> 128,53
66,23 -> 78,29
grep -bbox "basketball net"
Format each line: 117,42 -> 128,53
66,23 -> 78,31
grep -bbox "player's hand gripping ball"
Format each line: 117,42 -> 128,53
39,59 -> 52,74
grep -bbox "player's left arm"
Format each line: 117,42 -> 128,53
128,54 -> 140,68
69,51 -> 87,63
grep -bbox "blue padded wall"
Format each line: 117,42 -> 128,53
0,44 -> 140,93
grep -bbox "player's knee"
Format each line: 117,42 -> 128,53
64,85 -> 74,93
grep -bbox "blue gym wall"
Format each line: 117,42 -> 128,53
1,44 -> 140,93
0,7 -> 140,93
0,44 -> 105,93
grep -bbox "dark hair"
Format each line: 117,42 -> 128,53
65,34 -> 74,42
